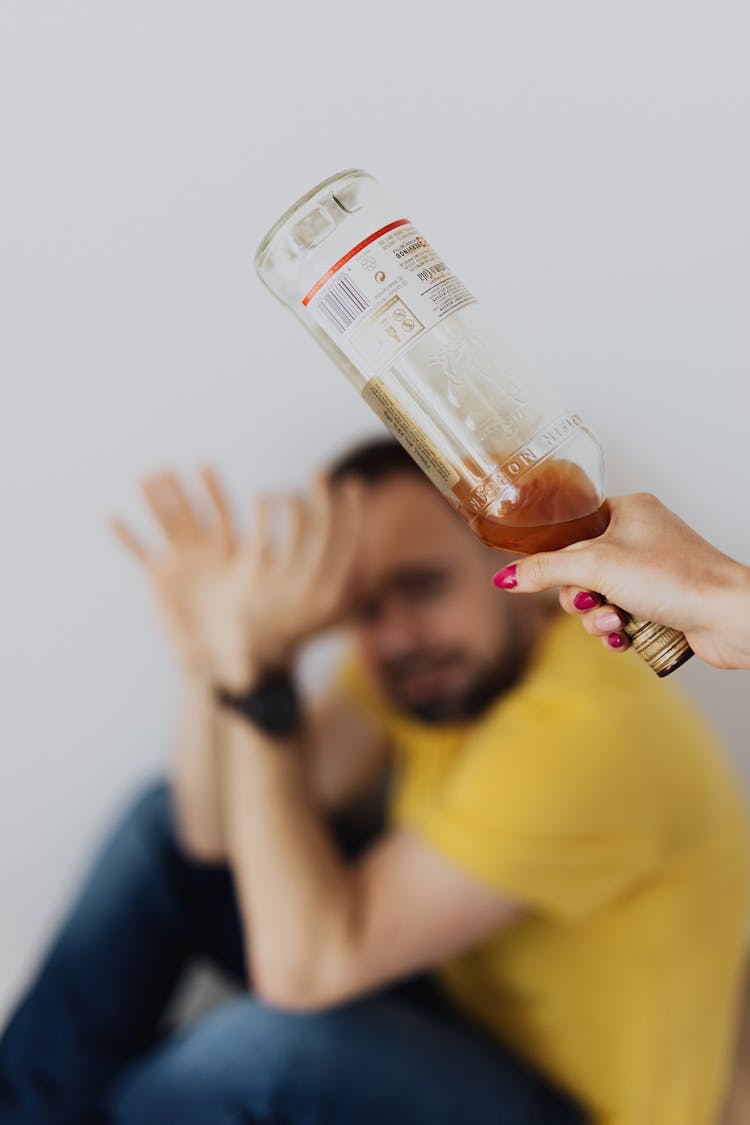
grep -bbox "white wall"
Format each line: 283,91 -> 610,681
1,0 -> 748,1019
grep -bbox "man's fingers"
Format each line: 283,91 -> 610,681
109,517 -> 150,567
326,480 -> 366,596
284,494 -> 310,559
304,474 -> 336,577
242,494 -> 273,572
200,464 -> 235,547
140,473 -> 189,544
161,471 -> 201,540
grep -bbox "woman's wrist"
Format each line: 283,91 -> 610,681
719,559 -> 750,663
695,554 -> 750,668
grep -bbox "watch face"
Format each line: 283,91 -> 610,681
221,672 -> 302,738
257,678 -> 299,732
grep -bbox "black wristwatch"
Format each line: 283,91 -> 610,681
215,668 -> 302,739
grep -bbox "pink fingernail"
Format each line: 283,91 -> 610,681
597,612 -> 622,632
573,591 -> 599,611
607,632 -> 625,649
493,564 -> 518,590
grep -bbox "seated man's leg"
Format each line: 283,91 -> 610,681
0,781 -> 245,1125
104,989 -> 583,1125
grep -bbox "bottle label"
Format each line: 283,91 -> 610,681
301,219 -> 475,377
362,376 -> 460,493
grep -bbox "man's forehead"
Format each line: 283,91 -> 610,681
352,474 -> 472,576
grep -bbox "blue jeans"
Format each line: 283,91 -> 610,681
0,783 -> 583,1124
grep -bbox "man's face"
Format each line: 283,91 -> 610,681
345,473 -> 542,723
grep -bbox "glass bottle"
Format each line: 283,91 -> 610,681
255,169 -> 692,676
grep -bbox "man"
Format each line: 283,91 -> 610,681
1,437 -> 748,1125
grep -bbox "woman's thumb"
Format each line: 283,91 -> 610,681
492,545 -> 599,594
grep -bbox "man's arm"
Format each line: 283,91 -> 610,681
302,684 -> 392,813
179,474 -> 522,1009
113,467 -> 392,861
174,673 -> 392,862
170,670 -> 226,860
112,468 -> 240,861
118,469 -> 516,1008
220,704 -> 522,1012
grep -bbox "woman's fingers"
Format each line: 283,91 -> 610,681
559,586 -> 602,615
601,630 -> 630,653
580,605 -> 625,637
493,540 -> 600,595
579,604 -> 630,652
494,548 -> 634,656
560,584 -> 630,653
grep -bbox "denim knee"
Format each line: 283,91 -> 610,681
105,996 -> 377,1124
106,994 -> 585,1125
115,780 -> 175,850
64,780 -> 180,926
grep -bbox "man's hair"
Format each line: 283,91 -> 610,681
328,436 -> 424,487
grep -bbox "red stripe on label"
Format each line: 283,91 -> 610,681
301,219 -> 410,307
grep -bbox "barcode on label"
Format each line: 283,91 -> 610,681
316,276 -> 370,334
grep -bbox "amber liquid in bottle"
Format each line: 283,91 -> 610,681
452,459 -> 610,554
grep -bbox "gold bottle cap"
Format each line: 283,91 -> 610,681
621,617 -> 694,677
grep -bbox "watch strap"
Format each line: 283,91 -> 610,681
215,668 -> 302,739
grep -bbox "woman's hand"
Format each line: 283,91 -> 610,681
492,492 -> 750,670
112,469 -> 364,689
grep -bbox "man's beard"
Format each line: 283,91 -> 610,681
380,629 -> 535,724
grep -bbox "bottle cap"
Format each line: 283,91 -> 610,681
621,618 -> 694,677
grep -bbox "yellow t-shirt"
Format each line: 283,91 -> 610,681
337,614 -> 750,1125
